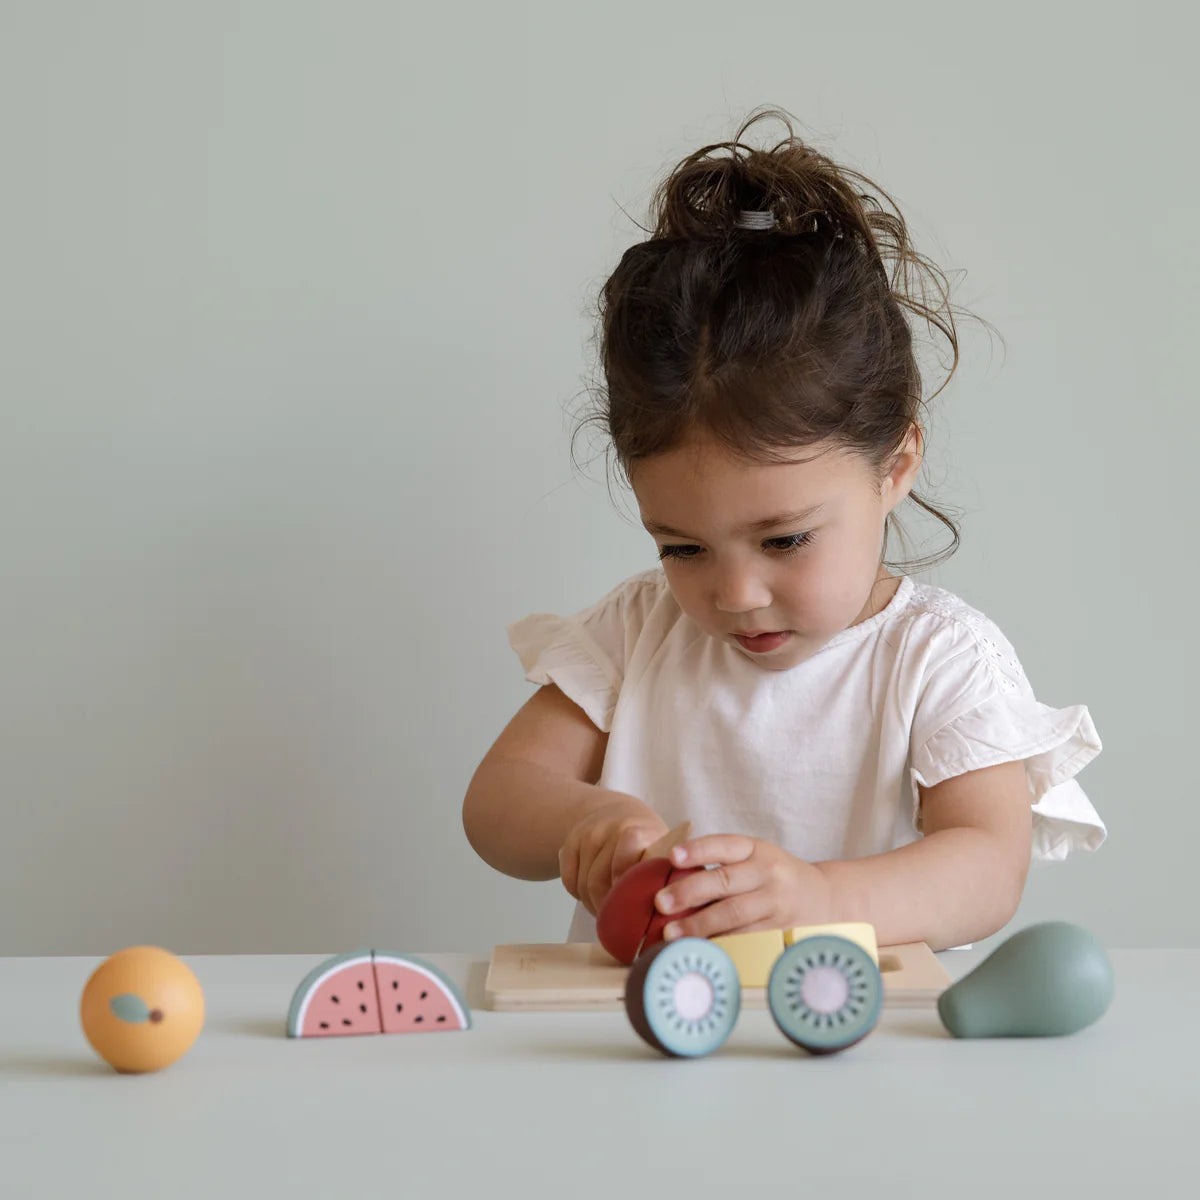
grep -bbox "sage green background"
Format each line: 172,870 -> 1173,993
2,1 -> 1194,954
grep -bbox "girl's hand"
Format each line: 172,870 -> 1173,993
652,834 -> 835,940
559,797 -> 669,916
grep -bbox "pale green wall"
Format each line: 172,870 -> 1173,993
2,0 -> 1193,953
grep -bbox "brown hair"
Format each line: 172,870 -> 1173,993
574,106 -> 995,574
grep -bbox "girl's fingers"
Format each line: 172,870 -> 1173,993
583,837 -> 618,914
669,834 -> 757,870
662,894 -> 774,942
655,858 -> 761,915
558,838 -> 581,900
639,821 -> 693,862
614,825 -> 652,883
609,824 -> 661,883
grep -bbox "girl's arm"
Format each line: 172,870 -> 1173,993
652,759 -> 1034,951
463,684 -> 667,905
815,759 -> 1034,948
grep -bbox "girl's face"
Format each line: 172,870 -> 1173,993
628,431 -> 922,672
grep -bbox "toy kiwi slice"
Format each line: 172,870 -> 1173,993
625,937 -> 741,1058
767,935 -> 884,1054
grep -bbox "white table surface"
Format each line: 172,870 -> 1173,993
1,947 -> 1193,1198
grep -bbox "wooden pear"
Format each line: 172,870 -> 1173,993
937,921 -> 1114,1038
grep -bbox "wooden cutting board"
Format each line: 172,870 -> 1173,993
484,940 -> 951,1012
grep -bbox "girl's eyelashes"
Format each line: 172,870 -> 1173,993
657,531 -> 816,562
657,543 -> 702,561
765,532 -> 815,553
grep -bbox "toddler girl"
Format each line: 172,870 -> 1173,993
462,108 -> 1104,952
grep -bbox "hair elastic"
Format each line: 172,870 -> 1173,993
735,209 -> 777,231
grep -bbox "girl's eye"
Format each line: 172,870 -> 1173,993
657,531 -> 815,563
657,544 -> 703,561
765,532 -> 815,554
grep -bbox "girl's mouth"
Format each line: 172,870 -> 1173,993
734,631 -> 792,654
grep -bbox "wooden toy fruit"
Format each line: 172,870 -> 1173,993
597,857 -> 669,962
767,934 -> 884,1054
596,857 -> 703,965
784,922 -> 878,964
711,929 -> 787,986
625,937 -> 741,1058
712,925 -> 879,988
937,921 -> 1114,1038
79,945 -> 205,1074
374,950 -> 471,1034
287,950 -> 381,1036
287,949 -> 471,1038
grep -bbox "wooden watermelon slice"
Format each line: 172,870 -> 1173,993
287,949 -> 471,1038
373,951 -> 471,1033
286,949 -> 382,1038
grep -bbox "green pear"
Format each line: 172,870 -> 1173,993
937,921 -> 1114,1038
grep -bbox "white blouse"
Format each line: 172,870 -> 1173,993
508,569 -> 1106,942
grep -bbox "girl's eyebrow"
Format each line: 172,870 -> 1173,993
643,503 -> 826,539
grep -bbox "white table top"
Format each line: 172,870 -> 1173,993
2,947 -> 1193,1198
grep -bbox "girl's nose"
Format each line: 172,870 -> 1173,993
712,563 -> 772,614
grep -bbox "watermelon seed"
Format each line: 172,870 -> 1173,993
396,1004 -> 403,1012
342,1019 -> 352,1027
437,1016 -> 446,1023
359,1004 -> 367,1013
331,995 -> 340,1003
320,1022 -> 329,1029
415,1016 -> 423,1023
358,981 -> 365,989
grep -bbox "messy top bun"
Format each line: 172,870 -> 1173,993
578,106 -> 983,573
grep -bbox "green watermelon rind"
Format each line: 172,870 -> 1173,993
372,950 -> 473,1030
286,948 -> 376,1038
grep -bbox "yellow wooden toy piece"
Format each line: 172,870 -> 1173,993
783,922 -> 878,965
710,930 -> 787,987
710,925 -> 878,987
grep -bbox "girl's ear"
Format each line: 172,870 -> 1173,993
882,424 -> 923,510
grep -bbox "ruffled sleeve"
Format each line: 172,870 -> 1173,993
506,572 -> 663,732
908,612 -> 1106,863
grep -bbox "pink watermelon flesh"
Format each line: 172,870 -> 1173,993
374,958 -> 468,1033
299,958 -> 382,1037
